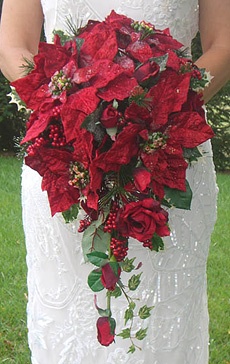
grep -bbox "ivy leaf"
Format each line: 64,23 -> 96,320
129,301 -> 136,310
138,305 -> 154,319
128,344 -> 136,354
121,257 -> 136,272
86,251 -> 108,267
87,269 -> 104,292
117,328 -> 131,339
108,286 -> 122,298
164,180 -> 192,210
135,327 -> 148,340
124,307 -> 134,325
128,273 -> 142,291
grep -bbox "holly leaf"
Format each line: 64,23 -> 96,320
164,180 -> 192,210
87,269 -> 104,292
86,251 -> 108,267
183,147 -> 202,163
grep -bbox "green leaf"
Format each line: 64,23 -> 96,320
86,251 -> 108,267
151,233 -> 164,252
135,327 -> 148,340
87,269 -> 104,292
96,307 -> 111,317
81,105 -> 105,142
128,344 -> 136,354
129,301 -> 136,310
151,54 -> 168,72
138,305 -> 154,319
82,221 -> 111,260
164,180 -> 192,210
117,328 -> 131,339
124,307 -> 134,325
62,204 -> 79,223
108,286 -> 122,298
183,147 -> 202,163
128,273 -> 142,291
121,257 -> 136,272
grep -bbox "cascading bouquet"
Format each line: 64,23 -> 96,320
12,11 -> 214,352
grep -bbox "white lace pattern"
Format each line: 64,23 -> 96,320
23,1 -> 218,363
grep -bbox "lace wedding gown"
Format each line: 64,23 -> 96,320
21,1 -> 218,363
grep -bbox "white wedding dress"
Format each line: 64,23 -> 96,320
21,1 -> 218,363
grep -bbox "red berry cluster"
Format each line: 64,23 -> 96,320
142,239 -> 153,250
49,124 -> 67,147
78,216 -> 91,232
110,237 -> 128,261
103,203 -> 119,233
53,105 -> 62,119
26,137 -> 47,156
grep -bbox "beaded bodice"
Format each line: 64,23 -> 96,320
41,0 -> 199,50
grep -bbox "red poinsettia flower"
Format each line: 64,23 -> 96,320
147,70 -> 192,130
96,316 -> 116,346
25,148 -> 80,215
141,144 -> 188,194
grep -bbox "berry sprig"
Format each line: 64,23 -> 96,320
103,202 -> 119,233
48,124 -> 67,147
110,237 -> 128,261
26,136 -> 47,156
78,215 -> 92,232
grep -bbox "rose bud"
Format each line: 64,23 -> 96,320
101,262 -> 121,291
101,104 -> 119,128
96,316 -> 116,346
134,60 -> 159,83
133,167 -> 151,192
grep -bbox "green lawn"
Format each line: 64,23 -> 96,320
0,155 -> 229,363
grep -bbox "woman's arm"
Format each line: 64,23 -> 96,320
196,0 -> 230,103
0,0 -> 43,81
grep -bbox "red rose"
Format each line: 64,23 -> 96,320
117,198 -> 170,241
101,263 -> 121,291
101,105 -> 119,128
96,316 -> 116,346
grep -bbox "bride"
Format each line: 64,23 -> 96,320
0,1 -> 229,363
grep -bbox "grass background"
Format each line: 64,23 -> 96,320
0,155 -> 229,363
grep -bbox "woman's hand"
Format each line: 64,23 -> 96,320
0,0 -> 43,81
197,0 -> 230,102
